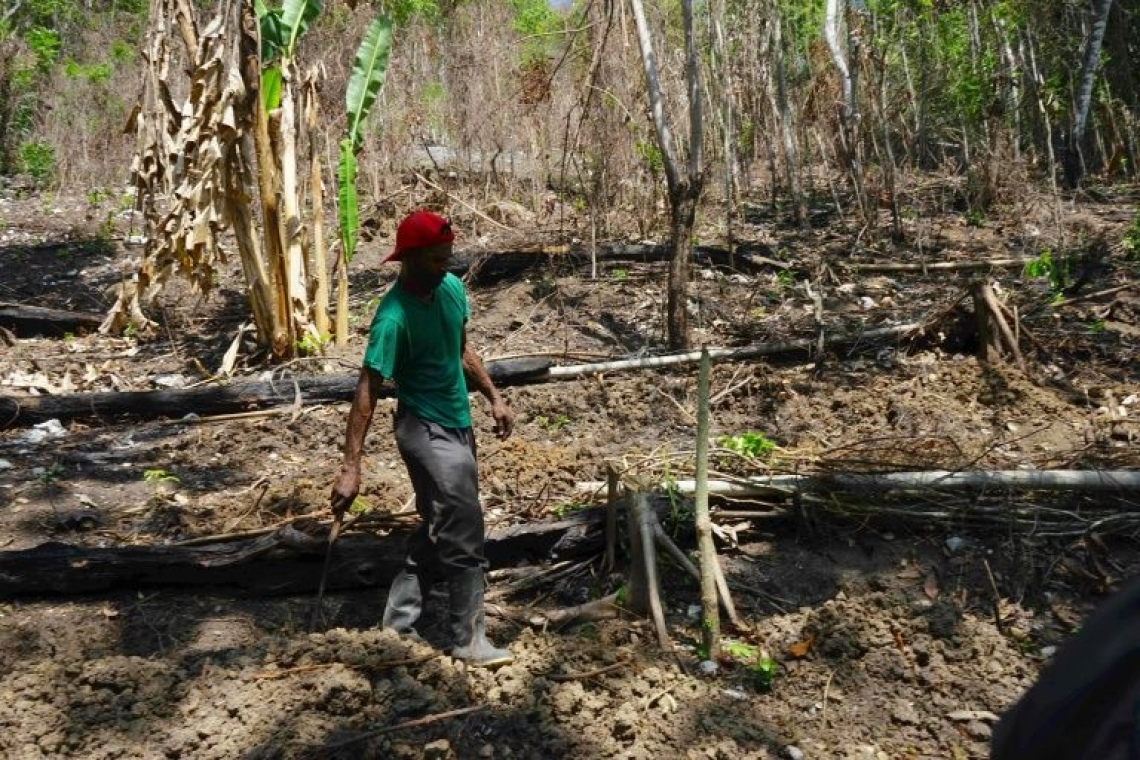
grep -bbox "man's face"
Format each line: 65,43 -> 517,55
406,242 -> 453,289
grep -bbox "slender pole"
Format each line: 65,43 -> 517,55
695,347 -> 720,659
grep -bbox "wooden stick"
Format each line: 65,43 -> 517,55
547,322 -> 923,379
711,554 -> 745,630
630,492 -> 670,649
695,347 -> 721,659
603,466 -> 620,574
1049,282 -> 1136,308
412,171 -> 512,230
977,278 -> 1024,367
316,705 -> 488,752
651,518 -> 743,627
983,558 -> 1005,634
537,594 -> 621,628
843,258 -> 1034,273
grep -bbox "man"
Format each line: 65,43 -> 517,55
330,209 -> 514,668
991,572 -> 1140,759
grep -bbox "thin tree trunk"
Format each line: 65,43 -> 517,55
1065,0 -> 1114,188
628,0 -> 704,350
769,7 -> 805,225
825,0 -> 854,122
276,71 -> 310,346
695,348 -> 720,659
666,186 -> 698,349
242,0 -> 290,358
307,79 -> 330,341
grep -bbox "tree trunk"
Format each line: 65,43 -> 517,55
768,6 -> 806,225
628,0 -> 704,351
1064,0 -> 1114,188
306,75 -> 330,340
695,348 -> 721,659
825,0 -> 854,123
228,2 -> 277,347
666,184 -> 700,350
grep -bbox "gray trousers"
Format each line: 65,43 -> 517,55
393,405 -> 486,578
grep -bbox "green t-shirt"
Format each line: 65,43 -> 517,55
363,273 -> 471,428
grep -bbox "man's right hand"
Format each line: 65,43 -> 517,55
330,465 -> 361,518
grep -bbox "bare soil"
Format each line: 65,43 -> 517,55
1,184 -> 1138,759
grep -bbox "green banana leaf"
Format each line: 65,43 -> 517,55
338,138 -> 359,263
282,0 -> 322,58
345,15 -> 392,150
256,0 -> 321,62
254,0 -> 285,61
261,65 -> 283,112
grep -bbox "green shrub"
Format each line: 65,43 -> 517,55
719,431 -> 777,461
1122,215 -> 1140,261
17,140 -> 55,183
25,27 -> 61,68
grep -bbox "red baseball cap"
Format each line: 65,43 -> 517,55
383,210 -> 455,263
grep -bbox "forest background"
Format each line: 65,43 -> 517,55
2,0 -> 1137,313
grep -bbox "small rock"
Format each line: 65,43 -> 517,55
947,709 -> 1000,723
891,699 -> 921,726
0,458 -> 12,470
785,746 -> 805,760
478,744 -> 494,758
1040,645 -> 1057,658
845,746 -> 889,760
21,419 -> 67,445
721,688 -> 747,700
153,374 -> 189,389
965,720 -> 992,740
698,660 -> 718,676
423,738 -> 451,759
945,536 -> 968,553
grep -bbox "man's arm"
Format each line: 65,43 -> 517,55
330,366 -> 386,515
461,328 -> 514,440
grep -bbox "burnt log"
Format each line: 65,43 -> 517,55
0,357 -> 551,428
452,242 -> 790,286
0,508 -> 605,597
0,302 -> 103,338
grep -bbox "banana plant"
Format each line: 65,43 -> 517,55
335,14 -> 391,345
255,0 -> 321,110
251,0 -> 324,356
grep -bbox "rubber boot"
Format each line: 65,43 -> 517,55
382,570 -> 427,640
448,568 -> 514,668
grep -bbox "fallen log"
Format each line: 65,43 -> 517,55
548,322 -> 923,379
453,241 -> 791,285
0,301 -> 104,338
0,507 -> 606,597
0,323 -> 920,428
841,258 -> 1034,273
0,357 -> 551,428
576,470 -> 1140,496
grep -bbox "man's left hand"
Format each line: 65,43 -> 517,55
491,399 -> 514,440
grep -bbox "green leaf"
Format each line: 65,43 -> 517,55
261,65 -> 283,112
255,0 -> 286,61
338,138 -> 359,263
345,15 -> 392,149
282,0 -> 322,58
